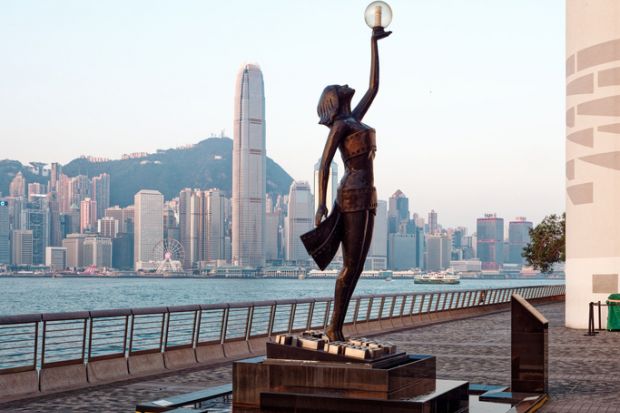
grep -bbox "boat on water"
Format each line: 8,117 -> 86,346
414,271 -> 460,285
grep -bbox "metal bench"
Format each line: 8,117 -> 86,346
135,383 -> 232,413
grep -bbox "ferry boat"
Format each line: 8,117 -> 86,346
414,270 -> 460,285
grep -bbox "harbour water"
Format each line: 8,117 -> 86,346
0,277 -> 564,316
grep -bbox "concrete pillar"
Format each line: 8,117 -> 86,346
566,0 -> 620,328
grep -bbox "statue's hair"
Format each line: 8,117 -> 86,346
317,85 -> 340,126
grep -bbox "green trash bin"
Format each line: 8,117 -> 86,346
607,293 -> 620,331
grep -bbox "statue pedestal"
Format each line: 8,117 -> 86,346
232,340 -> 469,412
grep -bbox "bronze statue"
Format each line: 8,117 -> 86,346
301,27 -> 391,342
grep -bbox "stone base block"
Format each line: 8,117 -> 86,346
87,357 -> 129,384
40,363 -> 87,393
164,348 -> 196,370
0,370 -> 39,401
223,340 -> 251,359
127,352 -> 165,376
196,343 -> 226,364
233,354 -> 437,409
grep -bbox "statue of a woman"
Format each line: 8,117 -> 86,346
301,27 -> 391,342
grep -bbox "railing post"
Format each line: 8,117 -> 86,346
163,311 -> 171,350
220,307 -> 229,344
353,298 -> 361,325
306,301 -> 315,330
288,303 -> 297,333
366,297 -> 374,321
267,304 -> 276,337
323,300 -> 332,329
245,306 -> 254,340
389,296 -> 397,318
194,310 -> 202,346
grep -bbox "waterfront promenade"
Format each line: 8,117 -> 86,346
0,301 -> 617,412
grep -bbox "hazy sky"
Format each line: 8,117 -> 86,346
0,0 -> 565,232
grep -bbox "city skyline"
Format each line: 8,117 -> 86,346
0,0 -> 565,230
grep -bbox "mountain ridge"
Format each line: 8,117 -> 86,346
0,137 -> 293,206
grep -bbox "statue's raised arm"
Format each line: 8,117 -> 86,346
352,28 -> 391,122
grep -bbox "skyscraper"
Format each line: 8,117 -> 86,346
204,189 -> 226,262
11,229 -> 33,266
49,163 -> 61,193
178,188 -> 194,268
0,201 -> 9,264
69,175 -> 90,208
232,63 -> 266,267
9,172 -> 26,198
476,213 -> 504,270
285,181 -> 313,262
508,217 -> 532,265
80,198 -> 97,233
366,200 -> 388,270
91,173 -> 110,219
134,190 -> 164,269
313,159 -> 338,212
428,210 -> 438,234
388,190 -> 409,234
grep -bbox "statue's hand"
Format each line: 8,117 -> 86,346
372,27 -> 392,41
315,205 -> 328,227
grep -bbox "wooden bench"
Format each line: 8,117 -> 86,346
135,383 -> 232,413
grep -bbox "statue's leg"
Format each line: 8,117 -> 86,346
326,210 -> 375,341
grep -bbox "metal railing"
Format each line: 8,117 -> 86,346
0,284 -> 565,373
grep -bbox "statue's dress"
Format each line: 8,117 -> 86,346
301,126 -> 377,269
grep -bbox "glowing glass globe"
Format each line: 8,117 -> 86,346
364,1 -> 393,29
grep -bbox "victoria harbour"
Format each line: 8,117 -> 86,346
0,277 -> 564,315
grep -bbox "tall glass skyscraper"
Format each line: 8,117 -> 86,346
134,189 -> 163,269
232,64 -> 266,268
476,214 -> 504,270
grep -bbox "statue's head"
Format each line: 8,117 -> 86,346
317,85 -> 355,126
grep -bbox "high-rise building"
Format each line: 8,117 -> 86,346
508,217 -> 532,265
265,211 -> 280,262
112,233 -> 133,270
178,188 -> 195,268
62,233 -> 87,268
366,200 -> 388,270
80,198 -> 97,233
388,190 -> 409,234
11,229 -> 33,266
122,205 -> 135,234
91,173 -> 110,219
134,190 -> 164,269
232,63 -> 266,268
45,247 -> 67,271
47,193 -> 62,247
388,233 -> 416,270
105,206 -> 125,231
425,233 -> 451,271
27,182 -> 46,201
204,189 -> 226,262
58,174 -> 71,213
98,216 -> 119,238
69,175 -> 90,208
84,236 -> 112,268
476,213 -> 504,270
428,210 -> 438,234
9,172 -> 26,198
313,159 -> 338,211
22,201 -> 49,265
49,163 -> 61,193
285,181 -> 313,262
0,201 -> 9,264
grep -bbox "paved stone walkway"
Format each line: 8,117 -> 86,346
1,302 -> 618,412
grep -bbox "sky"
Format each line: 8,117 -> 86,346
0,0 -> 565,232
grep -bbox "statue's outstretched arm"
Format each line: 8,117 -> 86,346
352,29 -> 391,121
315,123 -> 344,226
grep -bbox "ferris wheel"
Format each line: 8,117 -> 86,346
152,238 -> 185,274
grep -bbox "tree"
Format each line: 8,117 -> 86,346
522,213 -> 565,274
